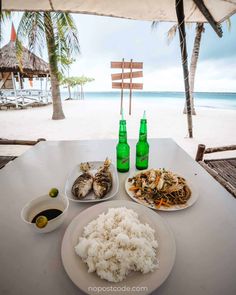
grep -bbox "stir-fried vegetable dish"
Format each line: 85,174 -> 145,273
128,169 -> 191,208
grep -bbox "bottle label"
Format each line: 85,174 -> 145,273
121,157 -> 129,164
139,155 -> 148,162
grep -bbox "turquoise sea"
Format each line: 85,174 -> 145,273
61,91 -> 236,110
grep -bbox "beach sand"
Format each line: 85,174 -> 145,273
0,99 -> 236,159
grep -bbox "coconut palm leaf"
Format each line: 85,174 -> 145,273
0,12 -> 12,43
53,12 -> 80,57
151,21 -> 159,30
167,24 -> 177,45
17,12 -> 79,73
16,11 -> 80,119
225,17 -> 231,31
17,12 -> 45,57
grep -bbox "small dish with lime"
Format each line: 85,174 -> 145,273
21,188 -> 69,233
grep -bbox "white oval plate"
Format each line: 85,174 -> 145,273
65,161 -> 119,203
61,200 -> 176,295
125,169 -> 199,211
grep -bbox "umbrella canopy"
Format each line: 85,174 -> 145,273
0,25 -> 49,77
2,0 -> 236,23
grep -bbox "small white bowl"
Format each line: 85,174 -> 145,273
21,192 -> 69,233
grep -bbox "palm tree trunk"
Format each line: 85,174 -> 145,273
80,84 -> 83,99
176,0 -> 193,138
44,12 -> 65,120
68,85 -> 72,99
81,85 -> 84,100
183,23 -> 204,115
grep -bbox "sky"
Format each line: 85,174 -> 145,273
1,13 -> 236,92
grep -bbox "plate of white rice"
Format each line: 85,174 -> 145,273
61,200 -> 176,295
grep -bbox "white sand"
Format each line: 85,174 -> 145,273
0,99 -> 236,158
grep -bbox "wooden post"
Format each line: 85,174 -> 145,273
19,74 -> 24,89
175,0 -> 193,138
40,77 -> 43,102
111,60 -> 143,114
205,145 -> 236,154
17,72 -> 24,105
45,74 -> 48,103
37,138 -> 46,143
195,144 -> 206,161
120,58 -> 124,114
0,138 -> 46,145
11,72 -> 18,108
129,59 -> 133,115
0,73 -> 11,89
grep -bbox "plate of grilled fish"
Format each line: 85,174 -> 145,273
65,158 -> 119,202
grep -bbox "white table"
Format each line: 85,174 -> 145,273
0,139 -> 235,295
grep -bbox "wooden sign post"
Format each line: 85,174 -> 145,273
111,59 -> 143,115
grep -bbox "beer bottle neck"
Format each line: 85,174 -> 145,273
139,119 -> 147,141
119,120 -> 127,143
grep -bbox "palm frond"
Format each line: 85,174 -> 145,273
53,12 -> 80,56
17,12 -> 45,57
0,12 -> 12,43
45,12 -> 80,74
15,11 -> 80,77
167,24 -> 177,45
60,76 -> 94,87
0,11 -> 11,22
225,17 -> 231,32
151,21 -> 159,30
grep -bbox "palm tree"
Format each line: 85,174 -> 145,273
183,23 -> 204,115
76,75 -> 95,99
60,57 -> 75,100
60,75 -> 94,100
17,12 -> 80,120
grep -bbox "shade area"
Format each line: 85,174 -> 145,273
3,0 -> 236,23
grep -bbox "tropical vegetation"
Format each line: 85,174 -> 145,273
0,12 -> 11,43
166,22 -> 205,115
16,12 -> 80,119
60,75 -> 94,100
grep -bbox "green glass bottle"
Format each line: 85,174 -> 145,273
116,119 -> 130,172
136,112 -> 149,170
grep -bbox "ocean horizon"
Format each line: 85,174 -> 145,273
61,91 -> 236,110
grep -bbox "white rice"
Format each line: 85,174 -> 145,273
75,207 -> 159,282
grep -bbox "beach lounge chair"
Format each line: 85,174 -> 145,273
195,144 -> 236,198
0,138 -> 46,169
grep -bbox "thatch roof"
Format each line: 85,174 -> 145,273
0,41 -> 50,77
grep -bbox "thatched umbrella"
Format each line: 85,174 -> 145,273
0,24 -> 49,81
0,24 -> 50,107
2,0 -> 236,136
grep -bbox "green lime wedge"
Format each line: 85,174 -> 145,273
36,216 -> 48,228
49,188 -> 59,198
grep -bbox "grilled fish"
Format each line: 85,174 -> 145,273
93,158 -> 112,198
72,162 -> 93,199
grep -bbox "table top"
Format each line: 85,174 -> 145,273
0,138 -> 236,295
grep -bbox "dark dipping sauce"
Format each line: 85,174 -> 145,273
31,209 -> 63,223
